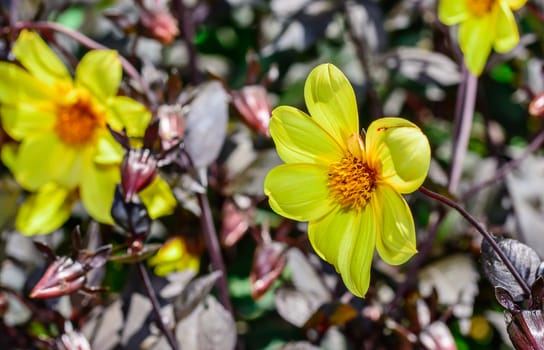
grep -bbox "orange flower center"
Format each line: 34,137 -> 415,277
55,93 -> 106,146
466,0 -> 495,16
328,154 -> 376,210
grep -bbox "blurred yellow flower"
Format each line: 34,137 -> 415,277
439,0 -> 526,76
264,64 -> 431,297
148,237 -> 201,276
0,30 -> 175,235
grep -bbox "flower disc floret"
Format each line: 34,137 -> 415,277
328,154 -> 376,210
264,64 -> 431,297
55,90 -> 106,146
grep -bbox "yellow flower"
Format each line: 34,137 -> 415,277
263,64 -> 431,297
0,30 -> 175,235
148,237 -> 201,276
439,0 -> 526,76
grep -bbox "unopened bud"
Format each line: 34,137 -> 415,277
250,242 -> 286,299
121,148 -> 158,202
232,85 -> 272,137
529,92 -> 544,117
158,105 -> 185,150
140,10 -> 179,44
30,257 -> 86,299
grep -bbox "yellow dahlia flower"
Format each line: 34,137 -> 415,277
0,30 -> 175,235
439,0 -> 526,76
264,64 -> 431,297
148,237 -> 201,277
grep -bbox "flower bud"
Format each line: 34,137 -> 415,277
140,9 -> 179,44
529,92 -> 544,117
30,257 -> 86,299
232,85 -> 272,137
158,105 -> 185,151
250,242 -> 286,299
121,148 -> 158,202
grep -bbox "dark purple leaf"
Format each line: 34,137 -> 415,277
184,81 -> 229,169
481,237 -> 541,301
174,271 -> 222,321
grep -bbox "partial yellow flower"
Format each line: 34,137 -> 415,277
0,30 -> 173,235
439,0 -> 526,76
263,64 -> 431,297
148,237 -> 201,276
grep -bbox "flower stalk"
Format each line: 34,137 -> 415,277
419,186 -> 531,296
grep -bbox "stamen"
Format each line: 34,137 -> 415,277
328,154 -> 376,210
466,0 -> 495,16
55,93 -> 105,146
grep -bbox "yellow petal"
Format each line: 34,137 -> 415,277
93,133 -> 125,165
108,96 -> 151,137
459,16 -> 493,76
139,176 -> 177,219
269,106 -> 345,164
76,50 -> 121,101
366,117 -> 430,194
493,1 -> 520,53
373,186 -> 417,265
80,162 -> 118,224
15,182 -> 75,235
505,0 -> 527,10
264,164 -> 334,222
15,134 -> 80,190
438,0 -> 469,25
148,237 -> 200,276
0,63 -> 56,104
1,104 -> 56,140
338,206 -> 376,297
1,143 -> 17,173
304,64 -> 359,145
12,30 -> 70,86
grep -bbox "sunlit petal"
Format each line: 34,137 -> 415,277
264,163 -> 334,222
494,1 -> 520,53
0,63 -> 56,104
76,50 -> 121,100
270,106 -> 345,164
12,30 -> 70,86
1,104 -> 56,140
459,16 -> 493,76
337,206 -> 376,298
80,161 -> 118,224
15,183 -> 75,235
374,186 -> 417,265
15,134 -> 80,190
108,96 -> 151,137
366,117 -> 430,193
139,176 -> 177,219
93,133 -> 125,165
304,64 -> 358,145
505,0 -> 527,10
438,0 -> 469,25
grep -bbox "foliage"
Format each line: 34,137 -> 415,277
1,0 -> 544,349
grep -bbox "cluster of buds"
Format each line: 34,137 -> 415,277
30,237 -> 111,299
137,0 -> 179,44
109,106 -> 185,237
